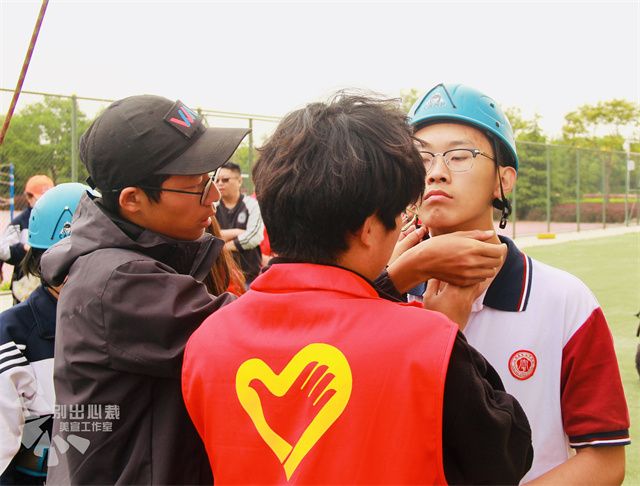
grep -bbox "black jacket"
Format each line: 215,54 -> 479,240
0,285 -> 56,484
41,195 -> 233,485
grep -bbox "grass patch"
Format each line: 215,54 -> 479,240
526,233 -> 639,485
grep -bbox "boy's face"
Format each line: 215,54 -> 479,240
215,168 -> 242,199
138,173 -> 220,241
415,122 -> 499,234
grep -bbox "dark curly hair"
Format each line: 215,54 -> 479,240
253,91 -> 425,264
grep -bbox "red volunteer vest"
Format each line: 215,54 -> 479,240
183,264 -> 457,484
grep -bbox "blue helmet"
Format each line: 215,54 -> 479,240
28,183 -> 89,249
408,83 -> 519,171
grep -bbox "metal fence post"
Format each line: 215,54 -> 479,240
9,163 -> 14,221
624,145 -> 631,226
546,144 -> 551,233
71,94 -> 78,182
634,161 -> 640,225
601,154 -> 607,229
576,149 -> 580,232
248,118 -> 254,171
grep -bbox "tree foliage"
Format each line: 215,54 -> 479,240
0,96 -> 92,201
561,99 -> 640,201
562,99 -> 640,146
400,88 -> 420,114
503,107 -> 552,218
230,142 -> 258,193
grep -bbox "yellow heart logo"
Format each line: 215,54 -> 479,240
236,343 -> 352,480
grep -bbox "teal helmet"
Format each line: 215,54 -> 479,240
408,83 -> 518,171
28,183 -> 89,249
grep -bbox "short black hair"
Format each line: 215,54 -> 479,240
100,173 -> 171,213
253,92 -> 425,264
220,161 -> 241,175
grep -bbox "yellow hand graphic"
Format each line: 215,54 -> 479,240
236,343 -> 352,480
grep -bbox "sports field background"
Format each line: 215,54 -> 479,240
525,232 -> 639,485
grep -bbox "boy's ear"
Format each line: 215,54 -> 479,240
118,187 -> 146,216
494,166 -> 517,198
347,214 -> 377,249
359,214 -> 379,248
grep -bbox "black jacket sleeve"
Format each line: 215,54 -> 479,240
101,259 -> 236,378
373,269 -> 404,301
442,332 -> 534,485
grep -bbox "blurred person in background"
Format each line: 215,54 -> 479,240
0,183 -> 87,485
215,161 -> 264,286
0,175 -> 54,304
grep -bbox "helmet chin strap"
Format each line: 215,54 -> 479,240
492,175 -> 512,229
489,136 -> 512,229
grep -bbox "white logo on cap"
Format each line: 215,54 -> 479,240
425,93 -> 446,109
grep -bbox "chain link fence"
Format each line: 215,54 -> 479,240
1,89 -> 638,239
504,142 -> 640,238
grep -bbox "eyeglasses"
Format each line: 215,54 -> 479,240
135,175 -> 216,206
418,148 -> 495,173
112,170 -> 219,206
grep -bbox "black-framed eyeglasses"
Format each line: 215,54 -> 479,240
418,148 -> 495,173
138,175 -> 216,206
112,169 -> 219,206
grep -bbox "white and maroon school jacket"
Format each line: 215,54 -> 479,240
463,236 -> 630,483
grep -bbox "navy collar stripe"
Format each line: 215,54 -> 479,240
516,254 -> 532,312
483,236 -> 533,312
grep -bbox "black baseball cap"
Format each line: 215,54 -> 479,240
80,95 -> 250,191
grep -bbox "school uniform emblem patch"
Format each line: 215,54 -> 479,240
508,350 -> 537,380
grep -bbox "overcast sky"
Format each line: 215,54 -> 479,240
1,0 -> 638,138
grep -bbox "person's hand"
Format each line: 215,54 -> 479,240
387,230 -> 506,293
423,279 -> 483,330
388,226 -> 427,265
419,231 -> 506,285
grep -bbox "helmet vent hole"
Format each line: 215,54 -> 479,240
496,122 -> 500,127
490,103 -> 495,108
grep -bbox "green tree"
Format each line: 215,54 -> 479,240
561,99 -> 640,201
504,107 -> 550,219
400,88 -> 420,113
0,96 -> 92,204
230,142 -> 258,193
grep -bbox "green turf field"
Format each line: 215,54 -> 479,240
525,232 -> 639,485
